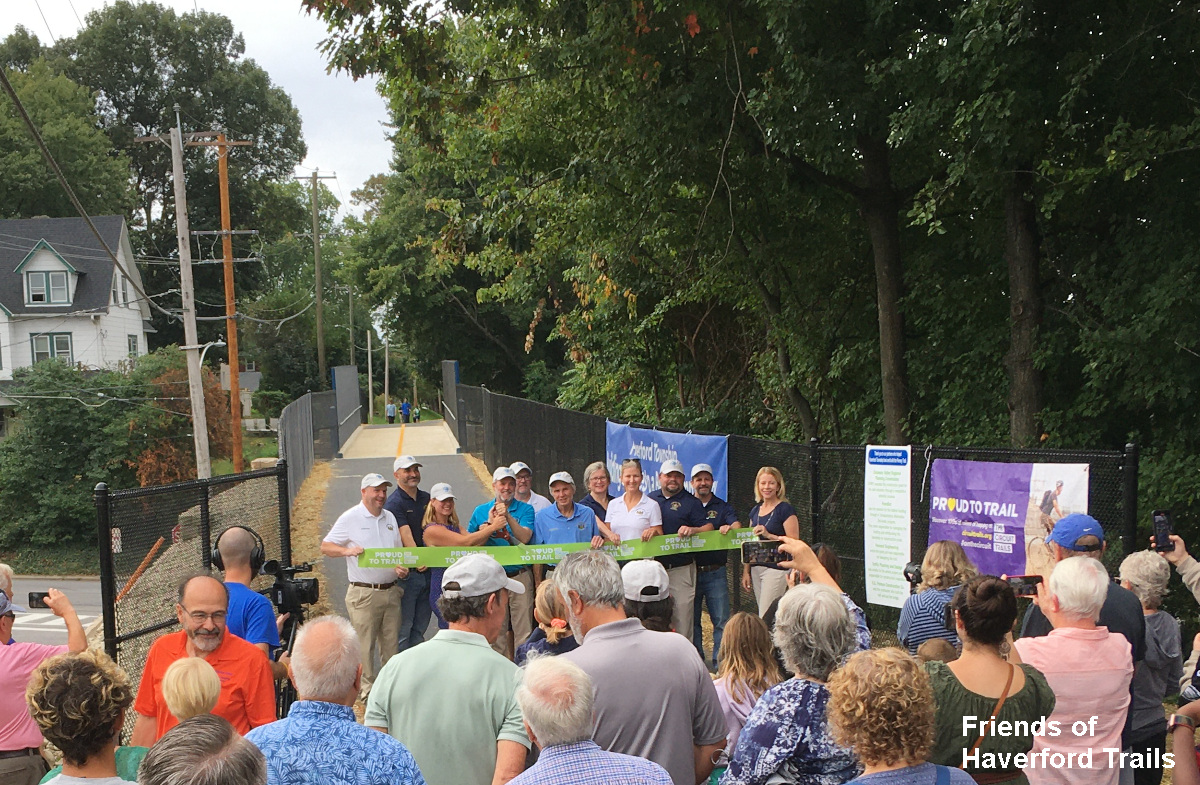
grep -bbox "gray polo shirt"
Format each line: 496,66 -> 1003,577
563,617 -> 726,785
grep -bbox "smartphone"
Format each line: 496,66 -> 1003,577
742,540 -> 788,569
1153,510 -> 1175,553
28,591 -> 50,609
943,603 -> 956,633
1005,575 -> 1043,597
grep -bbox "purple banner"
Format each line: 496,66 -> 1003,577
929,459 -> 1031,576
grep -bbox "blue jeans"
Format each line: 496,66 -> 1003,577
693,566 -> 730,667
397,569 -> 432,650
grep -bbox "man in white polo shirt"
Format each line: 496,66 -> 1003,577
511,461 -> 552,513
321,473 -> 409,698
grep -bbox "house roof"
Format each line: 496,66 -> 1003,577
0,216 -> 126,316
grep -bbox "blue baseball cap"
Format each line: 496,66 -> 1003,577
1045,513 -> 1105,551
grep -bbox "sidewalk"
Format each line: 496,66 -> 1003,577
318,426 -> 491,617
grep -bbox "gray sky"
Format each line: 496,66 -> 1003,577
1,0 -> 393,217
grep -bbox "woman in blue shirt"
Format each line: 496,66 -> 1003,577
743,466 -> 801,616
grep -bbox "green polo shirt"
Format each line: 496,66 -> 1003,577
365,629 -> 529,785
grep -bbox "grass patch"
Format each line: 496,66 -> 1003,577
212,433 -> 279,476
0,541 -> 100,576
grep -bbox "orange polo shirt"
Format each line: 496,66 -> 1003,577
133,630 -> 275,740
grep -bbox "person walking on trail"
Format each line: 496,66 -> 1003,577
401,400 -> 412,423
649,458 -> 709,639
320,473 -> 409,698
386,456 -> 433,653
386,401 -> 397,424
468,467 -> 536,657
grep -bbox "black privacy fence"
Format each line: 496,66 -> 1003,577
448,381 -> 1136,637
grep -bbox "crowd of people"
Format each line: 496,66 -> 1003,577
5,458 -> 1200,785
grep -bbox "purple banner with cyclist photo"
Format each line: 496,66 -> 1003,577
929,459 -> 1090,577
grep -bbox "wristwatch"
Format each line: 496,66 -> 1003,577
1168,714 -> 1196,732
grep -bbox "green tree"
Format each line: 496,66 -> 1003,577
0,59 -> 133,218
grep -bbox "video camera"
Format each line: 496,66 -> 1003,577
903,562 -> 922,590
261,559 -> 319,625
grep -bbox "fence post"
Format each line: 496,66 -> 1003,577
199,487 -> 212,571
809,438 -> 821,542
277,459 -> 293,566
1122,442 -> 1139,557
94,483 -> 119,662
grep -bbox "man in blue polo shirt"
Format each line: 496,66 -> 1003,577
385,455 -> 433,652
468,466 -> 535,658
214,525 -> 288,680
689,463 -> 740,670
532,472 -> 620,584
649,459 -> 710,639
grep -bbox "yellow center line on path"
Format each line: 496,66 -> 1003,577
396,423 -> 406,457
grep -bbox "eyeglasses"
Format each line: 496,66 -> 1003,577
180,607 -> 226,624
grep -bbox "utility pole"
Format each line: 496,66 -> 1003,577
367,329 -> 374,422
383,335 -> 389,408
300,170 -> 337,388
193,131 -> 251,473
163,109 -> 211,479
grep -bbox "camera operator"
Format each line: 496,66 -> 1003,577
214,526 -> 289,681
897,540 -> 978,655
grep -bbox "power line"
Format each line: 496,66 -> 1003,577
0,70 -> 175,322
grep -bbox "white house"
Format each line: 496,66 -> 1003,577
0,215 -> 152,381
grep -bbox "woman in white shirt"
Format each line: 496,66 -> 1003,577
605,458 -> 663,543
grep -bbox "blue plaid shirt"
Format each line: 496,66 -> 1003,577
246,700 -> 426,785
507,740 -> 672,785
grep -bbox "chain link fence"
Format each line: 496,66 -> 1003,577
277,390 -> 338,510
94,464 -> 291,736
451,380 -> 1137,635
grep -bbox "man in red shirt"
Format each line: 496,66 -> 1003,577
130,575 -> 275,746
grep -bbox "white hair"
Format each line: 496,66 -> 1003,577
555,550 -> 624,609
516,655 -> 594,747
139,715 -> 265,785
1049,556 -> 1110,621
1119,551 -> 1171,610
0,563 -> 12,598
290,616 -> 360,701
773,583 -> 856,681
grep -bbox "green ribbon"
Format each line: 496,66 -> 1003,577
359,528 -> 760,569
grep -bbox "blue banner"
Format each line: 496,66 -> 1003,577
605,421 -> 730,499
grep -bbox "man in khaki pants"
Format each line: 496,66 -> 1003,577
321,473 -> 408,699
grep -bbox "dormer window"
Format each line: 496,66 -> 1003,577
28,271 -> 69,305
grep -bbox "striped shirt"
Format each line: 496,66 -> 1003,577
897,586 -> 960,654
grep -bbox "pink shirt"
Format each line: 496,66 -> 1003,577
1,641 -> 69,749
1014,626 -> 1133,785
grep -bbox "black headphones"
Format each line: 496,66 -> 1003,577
212,525 -> 266,575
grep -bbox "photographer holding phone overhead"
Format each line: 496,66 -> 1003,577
0,587 -> 86,785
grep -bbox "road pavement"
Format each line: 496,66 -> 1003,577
9,576 -> 102,646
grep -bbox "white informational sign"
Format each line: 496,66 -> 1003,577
864,445 -> 912,609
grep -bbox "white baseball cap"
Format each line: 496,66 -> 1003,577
429,482 -> 455,501
492,466 -> 517,482
442,553 -> 526,599
548,471 -> 575,489
509,461 -> 533,476
622,560 -> 670,602
361,473 -> 392,490
393,455 -> 422,471
690,463 -> 714,479
659,459 -> 686,476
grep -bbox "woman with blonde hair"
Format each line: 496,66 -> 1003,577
579,461 -> 615,522
605,458 -> 663,544
515,577 -> 579,665
711,612 -> 784,781
897,540 -> 978,654
742,467 -> 801,615
420,482 -> 511,628
828,648 -> 974,784
161,656 -> 221,722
